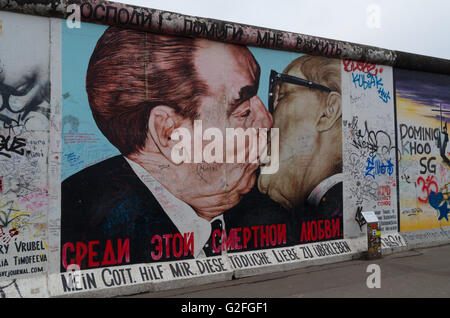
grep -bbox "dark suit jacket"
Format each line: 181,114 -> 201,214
61,156 -> 298,270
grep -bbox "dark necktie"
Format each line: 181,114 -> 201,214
203,219 -> 223,257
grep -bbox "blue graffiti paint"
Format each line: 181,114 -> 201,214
351,72 -> 391,103
429,191 -> 449,221
64,152 -> 84,167
103,196 -> 147,236
377,87 -> 391,103
365,154 -> 394,179
352,72 -> 383,90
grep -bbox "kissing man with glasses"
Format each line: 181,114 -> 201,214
258,55 -> 343,224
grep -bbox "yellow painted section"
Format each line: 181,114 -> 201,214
397,96 -> 450,232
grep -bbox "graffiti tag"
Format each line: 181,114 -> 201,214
365,155 -> 394,179
417,175 -> 439,203
0,135 -> 26,158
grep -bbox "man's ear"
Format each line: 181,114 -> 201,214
316,91 -> 342,132
148,105 -> 182,159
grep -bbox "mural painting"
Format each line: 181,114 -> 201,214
395,68 -> 450,231
60,24 -> 344,272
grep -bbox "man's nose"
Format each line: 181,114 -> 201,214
250,96 -> 273,129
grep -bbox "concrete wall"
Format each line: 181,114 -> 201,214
0,2 -> 448,298
395,68 -> 450,247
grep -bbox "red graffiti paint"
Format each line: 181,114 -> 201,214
417,175 -> 439,203
343,59 -> 383,76
0,227 -> 19,244
9,228 -> 19,237
377,185 -> 391,206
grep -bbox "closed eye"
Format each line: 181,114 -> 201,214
240,109 -> 251,117
231,100 -> 251,119
276,94 -> 286,103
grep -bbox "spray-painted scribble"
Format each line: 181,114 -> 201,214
354,206 -> 366,231
349,117 -> 396,159
0,11 -> 50,282
365,154 -> 394,179
0,134 -> 26,158
343,62 -> 398,236
0,279 -> 23,298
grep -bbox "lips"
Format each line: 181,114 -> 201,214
257,130 -> 271,167
258,146 -> 270,168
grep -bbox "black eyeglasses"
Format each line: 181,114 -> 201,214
268,69 -> 332,114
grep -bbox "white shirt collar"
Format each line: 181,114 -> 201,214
124,157 -> 223,258
307,173 -> 343,206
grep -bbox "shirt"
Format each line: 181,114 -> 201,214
307,173 -> 343,206
125,157 -> 225,258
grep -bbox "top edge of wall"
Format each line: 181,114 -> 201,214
1,0 -> 449,75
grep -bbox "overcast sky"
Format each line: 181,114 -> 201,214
115,0 -> 450,60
